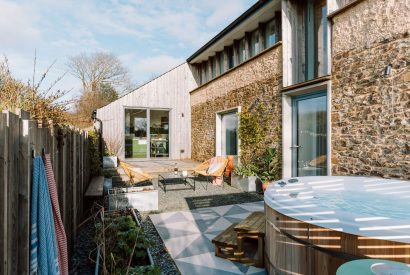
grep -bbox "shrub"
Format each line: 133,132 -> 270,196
0,56 -> 70,124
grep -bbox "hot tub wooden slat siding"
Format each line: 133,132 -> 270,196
264,206 -> 410,275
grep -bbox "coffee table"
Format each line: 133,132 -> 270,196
158,172 -> 195,193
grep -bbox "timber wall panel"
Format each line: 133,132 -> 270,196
96,62 -> 198,160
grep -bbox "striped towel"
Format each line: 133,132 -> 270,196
44,154 -> 68,275
30,156 -> 60,275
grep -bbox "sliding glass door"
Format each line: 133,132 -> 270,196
292,92 -> 327,176
150,110 -> 169,158
125,109 -> 148,158
124,108 -> 170,159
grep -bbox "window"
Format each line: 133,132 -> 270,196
219,52 -> 224,74
228,46 -> 234,69
265,19 -> 277,48
239,38 -> 246,63
221,112 -> 238,156
305,0 -> 327,80
203,61 -> 208,82
211,57 -> 217,79
250,30 -> 260,57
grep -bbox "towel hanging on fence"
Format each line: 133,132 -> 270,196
30,156 -> 60,275
43,154 -> 68,275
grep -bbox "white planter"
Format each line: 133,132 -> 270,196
103,156 -> 118,168
109,186 -> 158,211
231,174 -> 262,192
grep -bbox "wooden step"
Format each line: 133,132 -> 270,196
212,223 -> 238,249
234,211 -> 265,236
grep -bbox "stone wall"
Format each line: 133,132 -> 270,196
331,0 -> 410,179
191,45 -> 283,162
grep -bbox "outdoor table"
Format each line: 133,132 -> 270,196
336,259 -> 410,275
158,172 -> 195,193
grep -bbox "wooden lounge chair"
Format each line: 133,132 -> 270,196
193,156 -> 228,188
119,161 -> 153,185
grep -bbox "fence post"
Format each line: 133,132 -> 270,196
18,110 -> 31,275
0,111 -> 9,274
7,111 -> 20,275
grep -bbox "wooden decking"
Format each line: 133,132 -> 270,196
212,211 -> 266,267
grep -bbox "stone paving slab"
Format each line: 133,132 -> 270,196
150,201 -> 267,275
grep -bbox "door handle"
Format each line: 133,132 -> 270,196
290,145 -> 301,149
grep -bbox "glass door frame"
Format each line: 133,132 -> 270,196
291,91 -> 327,177
215,107 -> 240,158
123,106 -> 171,160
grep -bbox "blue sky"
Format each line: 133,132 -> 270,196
0,0 -> 256,100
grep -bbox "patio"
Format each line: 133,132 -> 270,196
114,160 -> 263,213
150,201 -> 266,274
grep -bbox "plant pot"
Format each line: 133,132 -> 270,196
103,156 -> 118,168
231,173 -> 262,192
262,181 -> 270,192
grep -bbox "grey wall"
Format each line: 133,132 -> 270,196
96,62 -> 197,160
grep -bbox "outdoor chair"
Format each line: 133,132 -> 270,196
193,156 -> 228,189
119,161 -> 153,185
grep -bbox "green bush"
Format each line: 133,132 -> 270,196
88,130 -> 102,176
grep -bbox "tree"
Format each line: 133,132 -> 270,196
67,52 -> 134,127
67,52 -> 133,94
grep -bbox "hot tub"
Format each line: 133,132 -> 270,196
264,176 -> 410,275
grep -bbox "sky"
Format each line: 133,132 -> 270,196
0,0 -> 257,100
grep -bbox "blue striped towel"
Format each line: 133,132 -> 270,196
30,156 -> 60,275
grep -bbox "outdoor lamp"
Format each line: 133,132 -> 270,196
384,64 -> 392,76
92,110 -> 97,121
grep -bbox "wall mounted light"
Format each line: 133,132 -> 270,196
181,112 -> 184,117
384,63 -> 392,76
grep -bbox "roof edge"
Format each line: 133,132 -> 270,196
96,61 -> 187,111
187,0 -> 269,63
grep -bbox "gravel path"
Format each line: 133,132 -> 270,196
137,177 -> 263,274
69,219 -> 96,275
70,175 -> 263,274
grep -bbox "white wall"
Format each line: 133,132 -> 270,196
96,62 -> 197,160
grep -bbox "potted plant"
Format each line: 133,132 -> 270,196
103,136 -> 122,168
231,163 -> 261,192
258,148 -> 280,192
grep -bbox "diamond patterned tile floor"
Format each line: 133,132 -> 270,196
150,201 -> 267,275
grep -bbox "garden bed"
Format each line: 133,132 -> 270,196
94,208 -> 160,274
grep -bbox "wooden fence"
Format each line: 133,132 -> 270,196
0,109 -> 91,274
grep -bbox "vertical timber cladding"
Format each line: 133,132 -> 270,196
190,44 -> 283,161
330,0 -> 410,179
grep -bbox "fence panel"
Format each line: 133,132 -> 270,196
0,110 -> 91,274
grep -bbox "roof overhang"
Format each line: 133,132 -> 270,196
187,0 -> 281,64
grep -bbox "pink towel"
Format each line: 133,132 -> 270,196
43,154 -> 68,275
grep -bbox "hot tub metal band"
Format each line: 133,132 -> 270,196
266,220 -> 368,266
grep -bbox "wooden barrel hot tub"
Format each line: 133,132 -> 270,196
264,176 -> 410,275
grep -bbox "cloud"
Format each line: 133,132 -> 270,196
0,1 -> 41,48
123,54 -> 185,83
0,0 -> 257,90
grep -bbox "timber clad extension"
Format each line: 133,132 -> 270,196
97,0 -> 409,180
